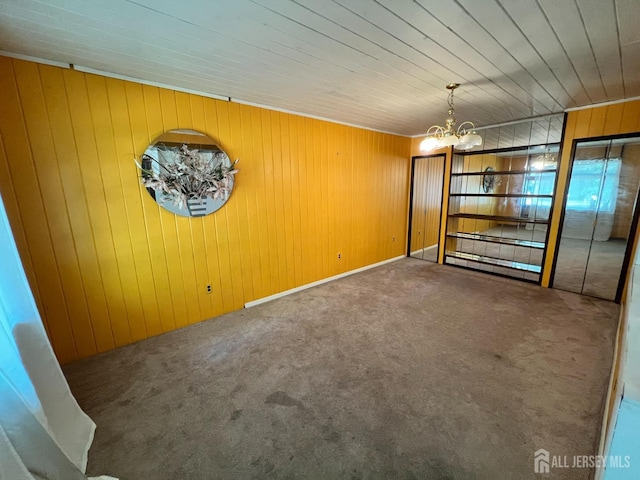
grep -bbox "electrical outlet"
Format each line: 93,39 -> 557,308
205,284 -> 212,294
337,253 -> 341,259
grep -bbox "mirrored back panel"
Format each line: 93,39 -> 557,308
553,135 -> 640,301
408,155 -> 445,262
445,144 -> 559,282
464,114 -> 564,152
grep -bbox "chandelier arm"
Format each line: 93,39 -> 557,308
456,121 -> 477,136
421,83 -> 483,152
426,125 -> 445,137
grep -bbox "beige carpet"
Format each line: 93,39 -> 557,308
64,259 -> 618,480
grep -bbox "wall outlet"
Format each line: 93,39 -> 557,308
205,284 -> 212,294
338,253 -> 341,259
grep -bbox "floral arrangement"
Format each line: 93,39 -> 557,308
136,143 -> 238,210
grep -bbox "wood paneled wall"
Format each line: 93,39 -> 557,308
0,57 -> 411,363
542,101 -> 640,287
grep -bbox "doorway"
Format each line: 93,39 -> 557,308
408,154 -> 445,262
552,135 -> 640,302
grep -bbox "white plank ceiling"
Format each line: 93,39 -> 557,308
0,0 -> 639,136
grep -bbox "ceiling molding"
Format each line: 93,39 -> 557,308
72,64 -> 231,102
230,98 -> 410,137
1,0 -> 638,134
0,49 -> 409,137
0,49 -> 69,69
564,96 -> 640,112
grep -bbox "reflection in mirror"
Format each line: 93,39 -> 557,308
409,155 -> 445,262
445,144 -> 559,282
138,129 -> 237,217
553,136 -> 640,301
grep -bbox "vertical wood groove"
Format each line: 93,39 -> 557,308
0,57 -> 410,363
542,99 -> 640,286
10,60 -> 84,360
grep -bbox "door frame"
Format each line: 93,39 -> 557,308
550,132 -> 640,303
407,153 -> 446,262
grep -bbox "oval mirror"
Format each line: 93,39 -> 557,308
137,129 -> 237,217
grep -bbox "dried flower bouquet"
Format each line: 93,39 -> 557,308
136,143 -> 238,209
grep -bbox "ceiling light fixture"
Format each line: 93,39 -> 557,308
420,83 -> 483,152
530,149 -> 557,170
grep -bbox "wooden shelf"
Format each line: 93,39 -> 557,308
448,213 -> 549,224
449,193 -> 553,198
446,232 -> 546,249
445,251 -> 542,274
450,169 -> 556,176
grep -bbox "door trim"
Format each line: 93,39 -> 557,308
616,176 -> 640,302
550,132 -> 640,303
407,154 -> 446,262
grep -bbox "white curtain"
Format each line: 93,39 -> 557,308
0,194 -> 115,480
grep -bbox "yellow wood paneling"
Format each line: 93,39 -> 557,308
542,100 -> 640,287
140,84 -> 179,334
621,101 -> 640,134
61,69 -> 117,353
587,105 -> 607,136
603,104 -> 625,134
0,56 -> 411,363
107,77 -> 155,341
16,62 -> 98,359
0,59 -> 77,360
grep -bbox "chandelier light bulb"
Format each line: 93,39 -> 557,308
420,136 -> 440,152
458,132 -> 482,150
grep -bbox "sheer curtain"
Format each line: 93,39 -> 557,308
0,194 -> 115,480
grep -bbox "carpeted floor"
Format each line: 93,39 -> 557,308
64,258 -> 618,480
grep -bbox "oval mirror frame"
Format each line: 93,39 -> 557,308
139,129 -> 235,217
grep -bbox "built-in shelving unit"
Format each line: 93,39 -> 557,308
448,213 -> 550,224
447,251 -> 543,273
446,232 -> 546,249
444,146 -> 559,283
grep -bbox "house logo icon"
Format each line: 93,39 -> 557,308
534,448 -> 550,473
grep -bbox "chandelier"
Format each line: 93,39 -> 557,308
531,148 -> 557,170
420,83 -> 483,152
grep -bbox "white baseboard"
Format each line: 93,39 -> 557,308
244,255 -> 405,308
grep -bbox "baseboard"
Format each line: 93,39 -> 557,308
244,255 -> 406,308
